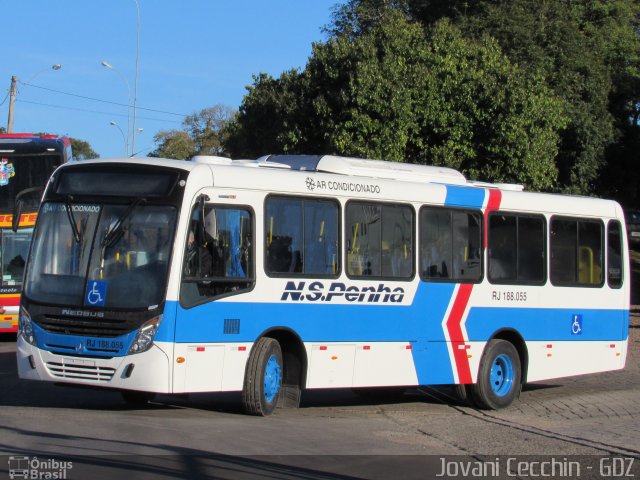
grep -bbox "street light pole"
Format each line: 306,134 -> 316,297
131,0 -> 141,157
110,121 -> 127,156
101,60 -> 131,155
6,64 -> 61,133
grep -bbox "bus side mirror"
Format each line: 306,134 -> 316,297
13,186 -> 44,232
12,199 -> 23,232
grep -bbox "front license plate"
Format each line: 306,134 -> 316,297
86,338 -> 124,351
62,357 -> 95,367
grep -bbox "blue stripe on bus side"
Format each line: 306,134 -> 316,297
444,185 -> 486,208
161,283 -> 456,344
156,283 -> 628,384
159,300 -> 629,346
159,283 -> 459,384
465,307 -> 629,342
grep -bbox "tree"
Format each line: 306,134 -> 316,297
225,13 -> 566,190
150,130 -> 194,160
460,0 -> 626,195
150,105 -> 236,159
223,71 -> 312,158
330,0 -> 640,197
69,138 -> 99,160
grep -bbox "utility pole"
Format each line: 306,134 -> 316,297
7,75 -> 17,133
131,0 -> 140,156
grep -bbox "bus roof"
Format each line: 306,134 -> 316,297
0,133 -> 70,153
68,155 -> 620,218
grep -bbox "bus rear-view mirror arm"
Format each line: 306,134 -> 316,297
12,187 -> 44,232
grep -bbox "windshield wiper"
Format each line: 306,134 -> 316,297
65,196 -> 82,244
101,197 -> 147,248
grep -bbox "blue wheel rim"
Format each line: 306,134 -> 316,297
264,354 -> 282,403
490,353 -> 514,397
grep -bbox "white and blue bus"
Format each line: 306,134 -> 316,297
16,155 -> 629,415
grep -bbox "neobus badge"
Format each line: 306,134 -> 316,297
281,281 -> 405,303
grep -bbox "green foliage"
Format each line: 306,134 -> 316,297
223,72 -> 310,158
332,0 -> 640,198
460,0 -> 623,194
223,0 -> 639,196
225,13 -> 566,190
151,105 -> 235,159
328,0 -> 639,197
417,21 -> 567,190
69,137 -> 99,160
150,130 -> 194,160
599,124 -> 640,207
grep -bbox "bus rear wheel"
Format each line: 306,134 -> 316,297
470,339 -> 521,410
242,337 -> 283,416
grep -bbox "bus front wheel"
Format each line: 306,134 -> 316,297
242,337 -> 283,416
470,339 -> 521,410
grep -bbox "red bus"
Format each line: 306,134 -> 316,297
0,133 -> 71,333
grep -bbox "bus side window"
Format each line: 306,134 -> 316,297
579,221 -> 603,285
551,217 -> 603,287
180,203 -> 254,307
607,220 -> 623,288
346,201 -> 413,279
488,215 -> 517,282
488,213 -> 545,285
265,196 -> 339,277
420,207 -> 481,283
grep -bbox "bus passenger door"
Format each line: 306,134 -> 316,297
173,195 -> 255,393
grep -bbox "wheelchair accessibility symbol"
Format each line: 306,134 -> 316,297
571,314 -> 583,335
85,280 -> 107,307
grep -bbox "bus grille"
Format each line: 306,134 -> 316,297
37,316 -> 132,338
46,362 -> 116,382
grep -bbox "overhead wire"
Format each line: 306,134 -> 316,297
0,88 -> 9,107
16,99 -> 183,124
19,80 -> 189,118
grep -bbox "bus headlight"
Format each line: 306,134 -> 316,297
18,307 -> 36,345
128,316 -> 162,355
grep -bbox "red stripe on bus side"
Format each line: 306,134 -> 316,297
446,284 -> 474,384
483,189 -> 502,248
448,188 -> 503,384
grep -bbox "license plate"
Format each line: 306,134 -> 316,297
0,321 -> 13,329
85,338 -> 124,351
62,357 -> 95,367
631,232 -> 640,237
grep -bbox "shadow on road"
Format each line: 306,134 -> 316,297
0,347 -> 447,414
0,425 -> 412,480
0,332 -> 17,343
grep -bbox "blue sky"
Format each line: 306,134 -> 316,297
2,1 -> 337,158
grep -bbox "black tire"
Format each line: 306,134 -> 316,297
450,384 -> 473,406
121,390 -> 155,405
242,337 -> 283,416
470,339 -> 521,410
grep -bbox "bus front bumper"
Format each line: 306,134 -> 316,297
17,336 -> 173,393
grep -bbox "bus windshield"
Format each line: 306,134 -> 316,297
25,201 -> 177,309
0,154 -> 62,212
